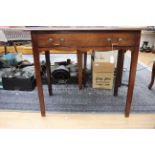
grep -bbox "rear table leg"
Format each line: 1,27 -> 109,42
83,52 -> 87,87
77,50 -> 83,89
114,49 -> 125,96
45,50 -> 52,96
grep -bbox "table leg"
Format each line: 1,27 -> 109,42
118,50 -> 125,87
4,45 -> 7,54
83,52 -> 87,87
114,49 -> 124,96
125,49 -> 139,117
31,33 -> 45,117
45,50 -> 52,96
77,50 -> 83,89
148,62 -> 155,89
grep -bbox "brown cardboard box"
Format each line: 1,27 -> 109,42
94,51 -> 118,65
93,62 -> 114,89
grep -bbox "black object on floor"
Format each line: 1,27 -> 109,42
140,41 -> 152,53
1,68 -> 36,91
2,76 -> 36,91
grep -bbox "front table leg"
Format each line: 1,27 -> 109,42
125,49 -> 139,117
31,33 -> 45,117
34,51 -> 45,116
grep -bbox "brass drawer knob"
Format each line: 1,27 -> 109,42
60,38 -> 65,42
48,38 -> 53,43
118,38 -> 123,42
107,38 -> 112,42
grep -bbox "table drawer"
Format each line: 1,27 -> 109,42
113,32 -> 136,46
37,32 -> 136,48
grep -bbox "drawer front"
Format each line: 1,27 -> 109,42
113,32 -> 136,46
37,32 -> 136,48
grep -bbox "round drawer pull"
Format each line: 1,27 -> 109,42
107,38 -> 112,42
118,38 -> 123,42
60,38 -> 65,42
48,38 -> 53,43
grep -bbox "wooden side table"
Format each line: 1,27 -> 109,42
29,27 -> 142,117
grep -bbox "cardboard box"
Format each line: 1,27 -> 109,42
94,51 -> 118,65
93,62 -> 114,89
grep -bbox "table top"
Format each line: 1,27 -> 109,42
24,26 -> 146,31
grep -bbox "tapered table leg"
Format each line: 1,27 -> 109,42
148,62 -> 155,90
77,50 -> 83,89
45,50 -> 52,96
125,31 -> 141,117
31,32 -> 45,117
125,49 -> 139,117
114,49 -> 124,96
